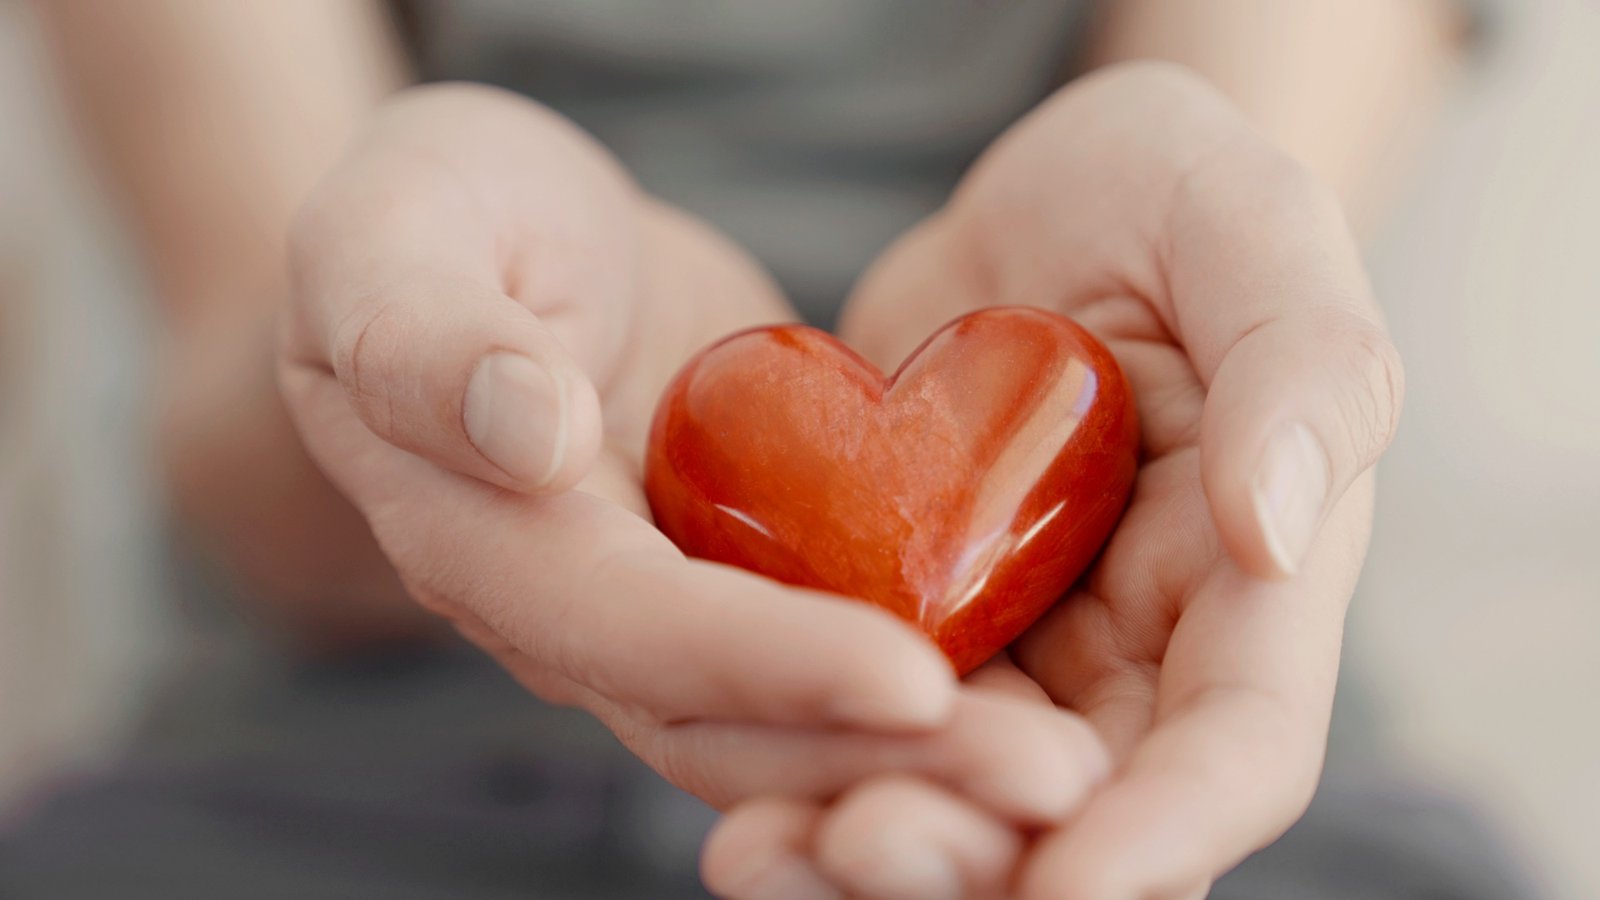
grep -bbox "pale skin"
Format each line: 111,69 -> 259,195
34,1 -> 1459,897
708,65 -> 1402,900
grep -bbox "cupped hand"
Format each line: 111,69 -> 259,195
704,62 -> 1404,899
278,84 -> 1111,824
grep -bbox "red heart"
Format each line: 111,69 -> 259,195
645,307 -> 1140,674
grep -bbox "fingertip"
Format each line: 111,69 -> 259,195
1068,715 -> 1115,795
594,562 -> 959,730
815,777 -> 1019,900
703,800 -> 839,900
816,796 -> 961,900
825,616 -> 958,732
963,701 -> 1112,824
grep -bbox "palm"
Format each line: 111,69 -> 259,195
835,225 -> 1372,895
1018,297 -> 1224,758
842,261 -> 1263,758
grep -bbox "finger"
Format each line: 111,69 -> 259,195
279,365 -> 956,730
632,691 -> 1109,821
703,799 -> 841,900
1167,142 -> 1403,579
570,553 -> 961,730
300,266 -> 608,493
1017,483 -> 1372,900
286,83 -> 638,492
962,655 -> 1055,706
815,776 -> 1023,900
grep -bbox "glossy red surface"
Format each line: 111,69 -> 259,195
644,307 -> 1140,674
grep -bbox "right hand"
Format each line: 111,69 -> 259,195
704,63 -> 1404,900
278,84 -> 1110,829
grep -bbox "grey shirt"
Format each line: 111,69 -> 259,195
411,0 -> 1090,320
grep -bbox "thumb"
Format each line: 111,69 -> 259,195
281,82 -> 645,493
306,272 -> 606,493
1200,308 -> 1404,578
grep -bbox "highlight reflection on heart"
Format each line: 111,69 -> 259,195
645,307 -> 1140,674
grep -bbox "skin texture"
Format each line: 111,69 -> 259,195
645,309 -> 1139,675
704,63 -> 1405,900
277,83 -> 1113,823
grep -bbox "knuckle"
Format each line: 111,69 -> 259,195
1333,316 -> 1406,460
329,296 -> 404,438
367,516 -> 459,618
1278,766 -> 1322,832
533,545 -> 651,697
1249,749 -> 1323,847
540,586 -> 602,690
1221,691 -> 1324,835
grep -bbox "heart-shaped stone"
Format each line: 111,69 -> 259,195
645,307 -> 1139,674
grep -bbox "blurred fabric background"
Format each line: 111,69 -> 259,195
0,0 -> 167,806
1,0 -> 1596,896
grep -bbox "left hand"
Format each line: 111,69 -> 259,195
278,84 -> 1111,837
703,61 -> 1404,900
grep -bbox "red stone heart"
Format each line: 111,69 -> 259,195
644,307 -> 1140,674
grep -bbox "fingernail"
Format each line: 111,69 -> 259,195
724,855 -> 841,900
1250,423 -> 1330,577
463,352 -> 567,487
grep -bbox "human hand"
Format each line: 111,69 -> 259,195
704,62 -> 1404,899
278,84 -> 1109,825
